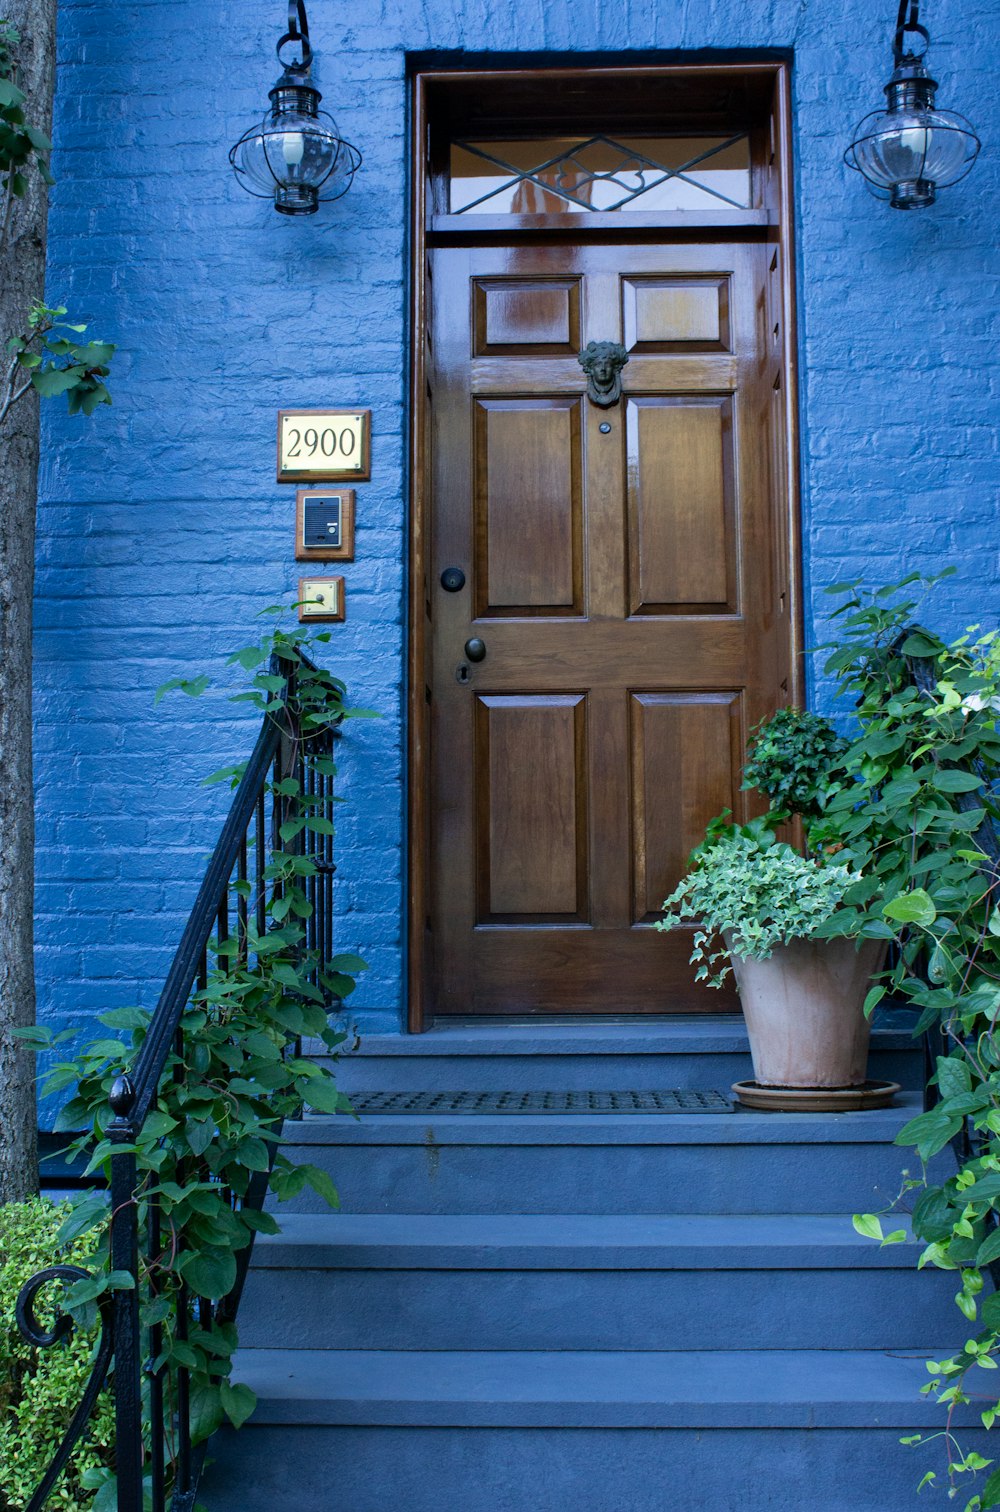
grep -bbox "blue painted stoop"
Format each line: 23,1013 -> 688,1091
202,1018 -> 989,1512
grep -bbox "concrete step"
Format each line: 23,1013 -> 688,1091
322,1013 -> 923,1094
201,1348 -> 988,1512
277,1094 -> 943,1215
238,1212 -> 959,1352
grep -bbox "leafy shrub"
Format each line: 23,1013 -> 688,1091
656,817 -> 854,985
742,707 -> 847,819
0,1198 -> 114,1512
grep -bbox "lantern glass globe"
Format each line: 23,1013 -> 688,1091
850,104 -> 980,192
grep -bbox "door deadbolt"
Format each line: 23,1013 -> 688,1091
440,567 -> 466,592
464,637 -> 487,663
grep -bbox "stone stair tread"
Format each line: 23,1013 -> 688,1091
290,1091 -> 924,1146
232,1347 -> 976,1428
252,1211 -> 921,1268
320,1012 -> 919,1056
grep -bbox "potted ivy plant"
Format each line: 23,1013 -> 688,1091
657,710 -> 892,1107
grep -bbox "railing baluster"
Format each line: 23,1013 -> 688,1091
147,1193 -> 166,1512
175,1286 -> 192,1498
237,834 -> 249,966
306,746 -> 317,970
109,1135 -> 143,1512
255,791 -> 267,938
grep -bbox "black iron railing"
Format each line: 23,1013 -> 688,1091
17,652 -> 340,1512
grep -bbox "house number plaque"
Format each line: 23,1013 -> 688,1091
277,409 -> 371,483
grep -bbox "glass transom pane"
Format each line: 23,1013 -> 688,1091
449,134 -> 751,214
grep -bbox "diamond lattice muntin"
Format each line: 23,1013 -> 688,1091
449,132 -> 751,215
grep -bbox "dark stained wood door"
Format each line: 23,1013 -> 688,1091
426,241 -> 789,1013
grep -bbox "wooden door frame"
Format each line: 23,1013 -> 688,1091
407,59 -> 804,1033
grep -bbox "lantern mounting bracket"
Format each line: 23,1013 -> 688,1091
892,0 -> 930,67
277,1 -> 313,77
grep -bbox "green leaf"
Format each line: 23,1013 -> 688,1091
31,365 -> 79,397
933,769 -> 984,793
853,1213 -> 884,1241
981,1467 -> 1000,1510
937,1055 -> 972,1102
188,1383 -> 226,1444
0,77 -> 26,108
154,674 -> 210,704
228,645 -> 268,670
181,1248 -> 237,1300
883,889 -> 937,927
220,1380 -> 257,1429
900,631 -> 942,657
99,1006 -> 150,1029
977,1230 -> 1000,1267
863,984 -> 887,1017
912,1187 -> 956,1243
329,952 -> 368,973
895,1106 -> 964,1160
300,1163 -> 340,1209
303,1077 -> 351,1115
93,1479 -> 119,1512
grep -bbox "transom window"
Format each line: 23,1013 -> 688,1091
449,133 -> 751,215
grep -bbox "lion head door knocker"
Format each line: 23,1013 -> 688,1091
578,340 -> 629,408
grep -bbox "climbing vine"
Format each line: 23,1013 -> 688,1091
18,611 -> 370,1504
750,574 -> 1000,1509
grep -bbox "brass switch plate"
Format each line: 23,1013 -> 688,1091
297,577 -> 346,623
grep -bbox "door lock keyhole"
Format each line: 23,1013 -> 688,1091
455,662 -> 471,684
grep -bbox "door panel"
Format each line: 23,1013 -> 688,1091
625,395 -> 736,615
427,240 -> 784,1014
474,278 -> 582,354
629,690 -> 744,924
622,275 -> 731,353
474,398 -> 583,614
476,694 -> 588,921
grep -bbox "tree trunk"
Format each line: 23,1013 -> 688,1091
0,0 -> 57,1204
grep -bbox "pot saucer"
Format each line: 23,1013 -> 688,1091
732,1079 -> 901,1112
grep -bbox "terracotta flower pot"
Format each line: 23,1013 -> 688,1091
723,933 -> 887,1089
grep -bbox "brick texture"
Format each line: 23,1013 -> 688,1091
34,0 -> 1000,1041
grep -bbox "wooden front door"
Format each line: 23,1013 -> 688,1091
423,238 -> 792,1014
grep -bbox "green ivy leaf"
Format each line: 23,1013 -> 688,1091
181,1248 -> 237,1301
895,1106 -> 964,1160
303,1078 -> 351,1115
977,1230 -> 1000,1268
932,769 -> 984,793
154,675 -> 210,705
883,890 -> 937,927
220,1380 -> 257,1429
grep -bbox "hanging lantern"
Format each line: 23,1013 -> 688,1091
229,1 -> 361,216
845,0 -> 980,209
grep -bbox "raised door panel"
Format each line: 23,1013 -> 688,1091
626,396 -> 737,616
630,691 -> 743,923
622,275 -> 731,353
474,278 -> 581,355
475,694 -> 588,922
474,398 -> 583,616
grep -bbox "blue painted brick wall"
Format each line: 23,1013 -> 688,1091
35,0 -> 999,1043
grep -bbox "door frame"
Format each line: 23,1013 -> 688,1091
407,59 -> 804,1032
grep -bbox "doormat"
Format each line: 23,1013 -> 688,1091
347,1090 -> 733,1114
